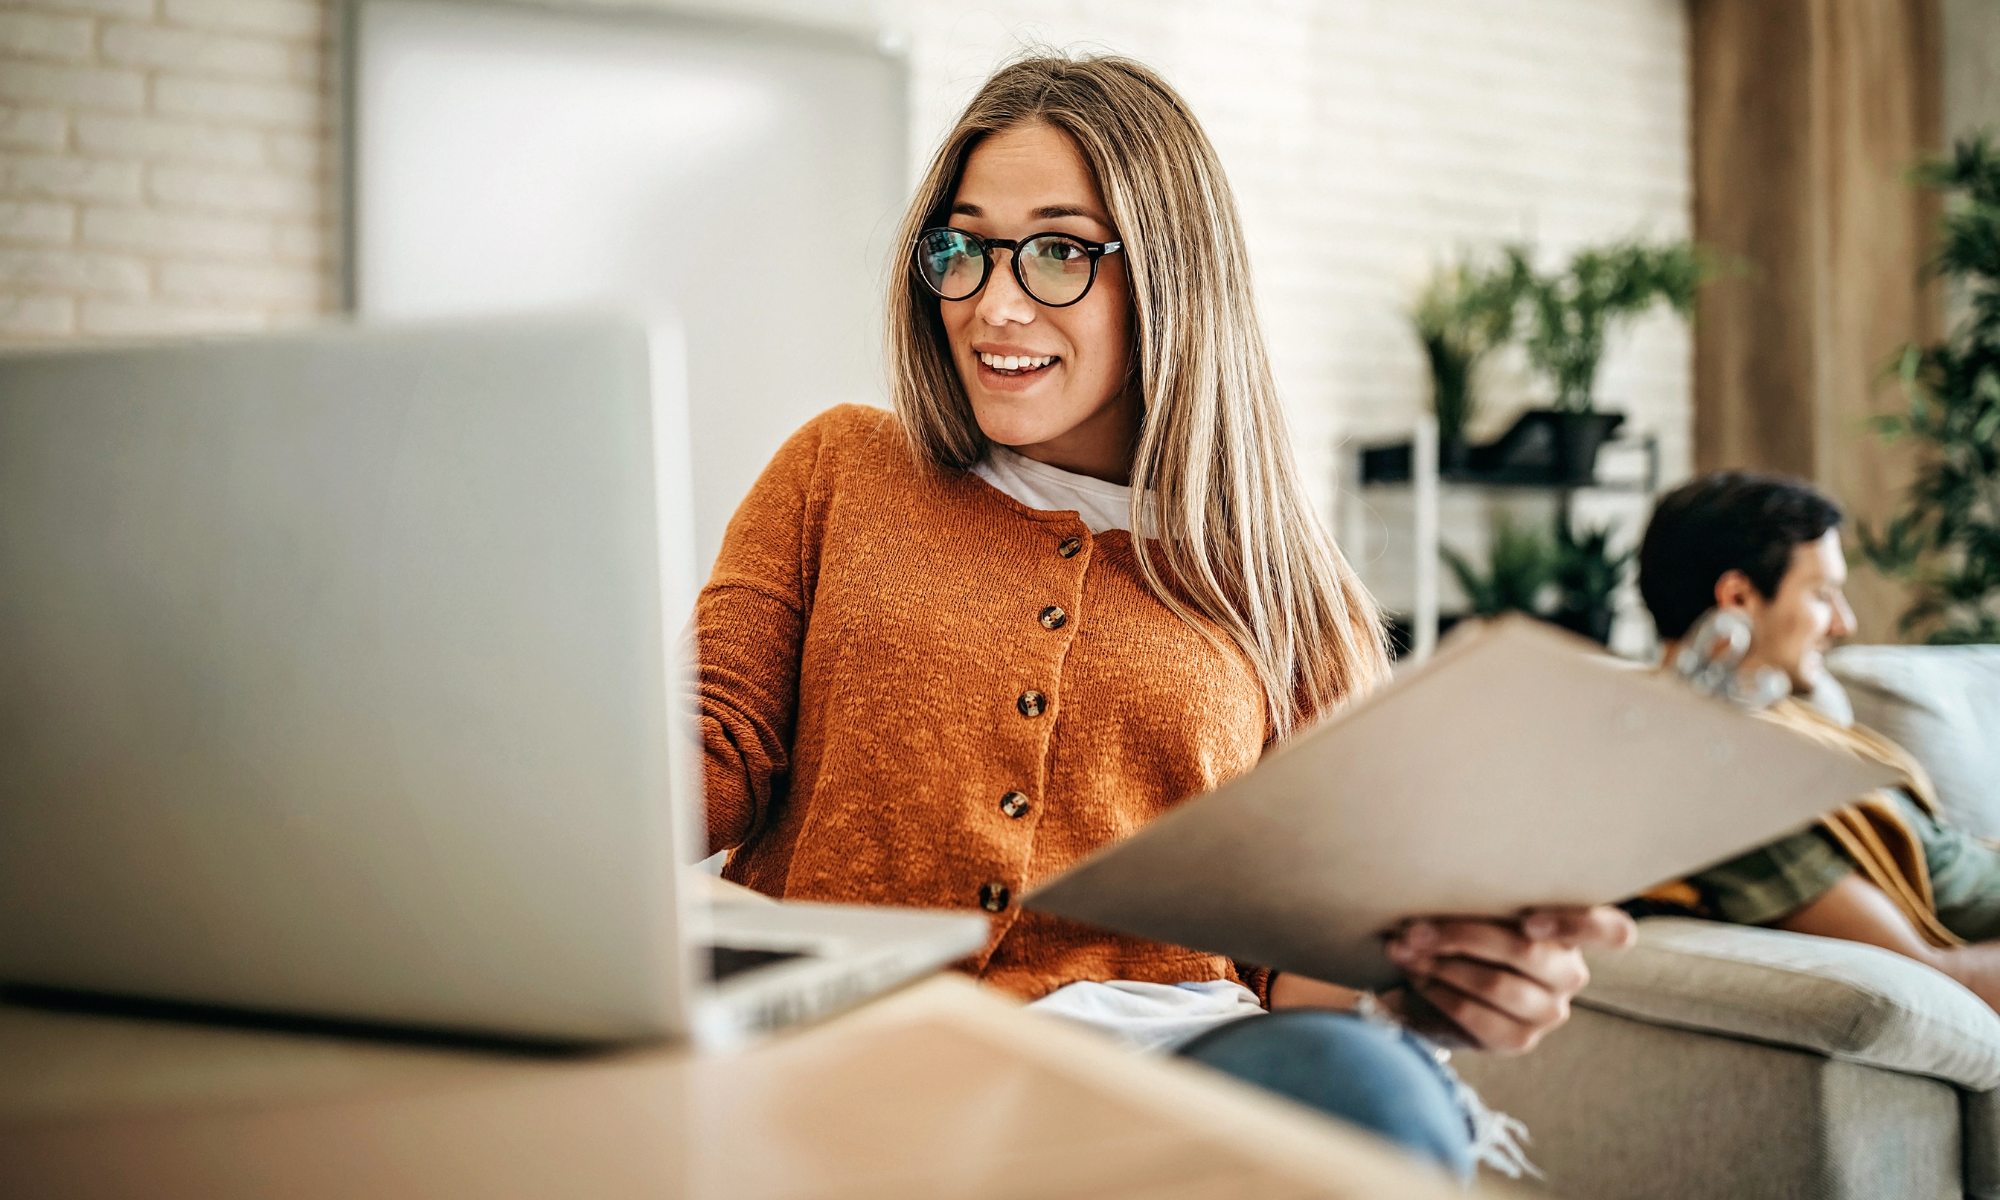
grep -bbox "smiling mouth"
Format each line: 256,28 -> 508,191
979,351 -> 1060,376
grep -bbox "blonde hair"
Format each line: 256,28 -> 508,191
887,53 -> 1389,736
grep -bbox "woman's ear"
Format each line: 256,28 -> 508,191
1713,568 -> 1759,613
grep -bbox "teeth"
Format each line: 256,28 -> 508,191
980,352 -> 1056,371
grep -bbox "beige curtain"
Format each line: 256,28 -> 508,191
1689,0 -> 1942,642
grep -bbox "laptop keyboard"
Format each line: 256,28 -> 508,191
707,945 -> 807,982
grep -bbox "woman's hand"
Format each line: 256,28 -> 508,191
1376,905 -> 1637,1053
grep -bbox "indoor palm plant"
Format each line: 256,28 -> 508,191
1441,511 -> 1631,642
1468,239 -> 1708,484
1861,135 -> 2000,644
1551,517 -> 1636,644
1508,239 -> 1707,413
1411,254 -> 1527,464
1442,513 -> 1560,617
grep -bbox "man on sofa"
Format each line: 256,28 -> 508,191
1636,471 -> 2000,1010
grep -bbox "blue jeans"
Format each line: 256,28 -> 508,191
1175,1009 -> 1474,1179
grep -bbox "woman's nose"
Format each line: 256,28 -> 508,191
975,251 -> 1037,325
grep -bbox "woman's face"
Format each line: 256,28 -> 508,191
940,122 -> 1138,482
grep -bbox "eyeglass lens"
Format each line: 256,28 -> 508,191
916,230 -> 1098,306
919,230 -> 988,301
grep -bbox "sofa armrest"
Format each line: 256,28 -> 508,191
1580,917 -> 2000,1091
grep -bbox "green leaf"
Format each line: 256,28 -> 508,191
1511,237 -> 1713,410
1411,252 -> 1527,442
1441,512 -> 1560,617
1866,131 -> 2000,644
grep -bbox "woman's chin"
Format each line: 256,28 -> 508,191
970,401 -> 1076,451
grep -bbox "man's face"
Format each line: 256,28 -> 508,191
1724,529 -> 1857,692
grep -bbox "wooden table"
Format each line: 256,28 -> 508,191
0,974 -> 1487,1198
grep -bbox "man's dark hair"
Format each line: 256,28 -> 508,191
1638,471 -> 1844,640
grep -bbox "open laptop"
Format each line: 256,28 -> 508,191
0,314 -> 987,1048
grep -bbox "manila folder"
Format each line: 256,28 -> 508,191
1024,616 -> 1901,989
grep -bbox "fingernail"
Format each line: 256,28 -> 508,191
1387,941 -> 1413,962
1407,922 -> 1436,949
1524,914 -> 1557,939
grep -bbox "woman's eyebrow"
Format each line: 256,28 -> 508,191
947,201 -> 1104,221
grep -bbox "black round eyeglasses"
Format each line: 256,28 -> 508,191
912,227 -> 1124,308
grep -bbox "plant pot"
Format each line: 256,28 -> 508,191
1464,409 -> 1625,485
1553,410 -> 1625,485
1553,605 -> 1615,645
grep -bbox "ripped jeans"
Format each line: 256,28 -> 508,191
1175,1008 -> 1477,1180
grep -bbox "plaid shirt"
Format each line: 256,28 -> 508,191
1687,790 -> 2000,940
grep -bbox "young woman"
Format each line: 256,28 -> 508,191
698,53 -> 1632,1177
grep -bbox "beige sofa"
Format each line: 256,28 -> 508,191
1453,644 -> 2000,1199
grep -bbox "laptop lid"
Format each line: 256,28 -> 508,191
0,314 -> 703,1041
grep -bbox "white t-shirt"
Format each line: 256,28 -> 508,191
971,443 -> 1155,537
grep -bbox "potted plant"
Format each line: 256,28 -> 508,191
1411,254 -> 1527,470
1499,239 -> 1708,483
1551,516 -> 1635,645
1861,134 -> 2000,644
1441,512 -> 1560,617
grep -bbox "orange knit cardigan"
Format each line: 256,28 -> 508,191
699,405 -> 1275,1002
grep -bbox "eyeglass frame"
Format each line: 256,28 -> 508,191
911,226 -> 1126,309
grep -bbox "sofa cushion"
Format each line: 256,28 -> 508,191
1580,917 -> 2000,1091
1827,644 -> 2000,839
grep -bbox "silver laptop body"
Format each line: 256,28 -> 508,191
0,314 -> 985,1046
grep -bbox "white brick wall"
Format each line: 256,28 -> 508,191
0,0 -> 1689,525
902,0 -> 1691,510
0,0 -> 334,342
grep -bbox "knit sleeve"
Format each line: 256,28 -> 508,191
1233,962 -> 1274,1008
695,411 -> 838,855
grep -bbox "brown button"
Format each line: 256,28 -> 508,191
1057,537 -> 1082,558
978,881 -> 1011,912
1017,690 -> 1046,718
1000,791 -> 1030,818
1039,605 -> 1067,630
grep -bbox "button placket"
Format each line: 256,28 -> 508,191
1019,527 -> 1083,725
987,524 -> 1083,916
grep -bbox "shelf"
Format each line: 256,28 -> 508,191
1356,434 -> 1660,495
1357,474 -> 1653,493
1337,420 -> 1660,665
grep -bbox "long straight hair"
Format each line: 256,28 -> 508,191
886,53 -> 1389,736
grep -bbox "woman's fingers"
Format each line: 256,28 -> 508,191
1518,904 -> 1638,951
1419,954 -> 1569,1029
1380,907 -> 1637,1051
1407,974 -> 1547,1054
1389,918 -> 1589,995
